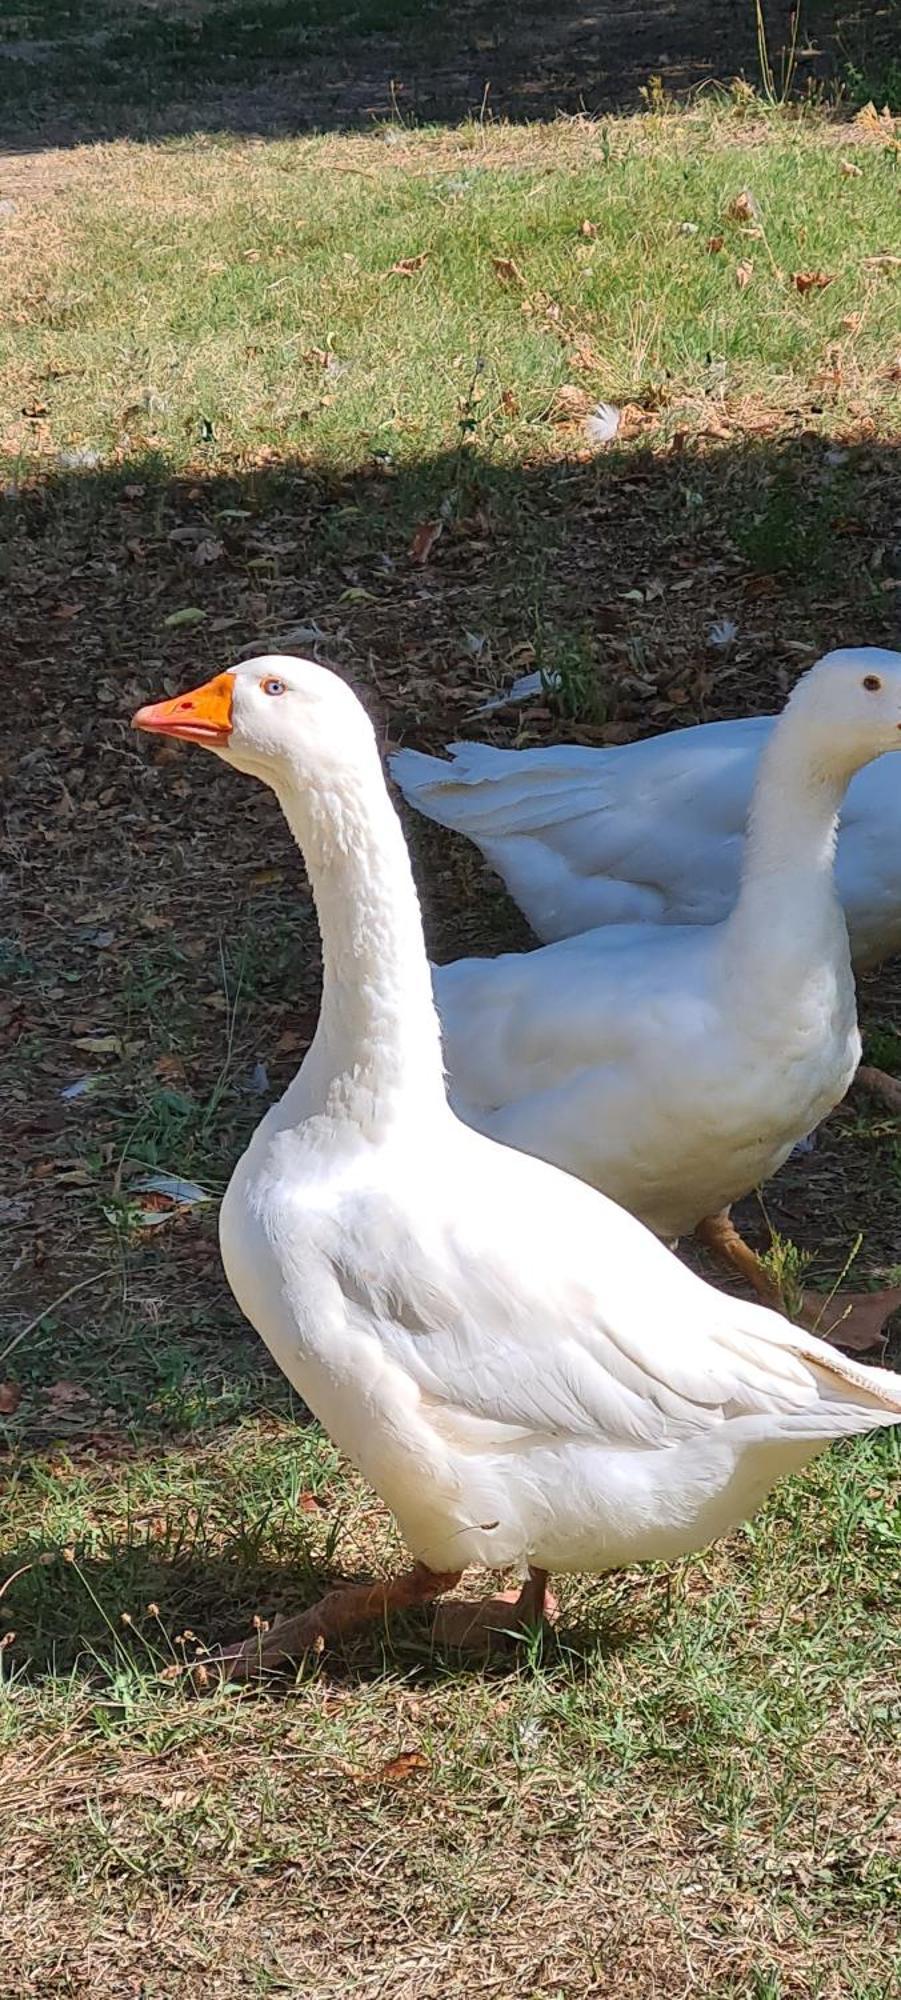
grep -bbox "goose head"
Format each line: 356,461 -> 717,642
787,646 -> 901,772
132,654 -> 376,791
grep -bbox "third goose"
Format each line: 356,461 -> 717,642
432,650 -> 901,1349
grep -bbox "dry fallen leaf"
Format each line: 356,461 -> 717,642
863,254 -> 901,272
409,519 -> 443,564
842,312 -> 863,333
853,100 -> 895,134
548,382 -> 591,423
370,1750 -> 430,1785
792,270 -> 835,294
0,1383 -> 21,1416
191,537 -> 224,567
501,387 -> 519,415
73,1033 -> 122,1056
840,159 -> 863,178
491,255 -> 525,285
153,1053 -> 186,1083
735,260 -> 754,290
388,252 -> 429,277
579,219 -> 597,239
46,1381 -> 91,1409
706,235 -> 725,254
567,332 -> 601,372
727,190 -> 758,222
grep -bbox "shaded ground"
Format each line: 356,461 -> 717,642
4,430 -> 901,1413
0,1 -> 898,150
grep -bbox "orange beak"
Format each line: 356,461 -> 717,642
132,671 -> 235,746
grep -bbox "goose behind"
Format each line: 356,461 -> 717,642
391,650 -> 901,967
133,657 -> 901,1671
433,651 -> 901,1275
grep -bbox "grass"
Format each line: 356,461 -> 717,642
1,71 -> 901,2000
2,115 -> 900,480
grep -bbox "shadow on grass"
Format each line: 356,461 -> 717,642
4,1534 -> 647,1688
0,1 -> 897,153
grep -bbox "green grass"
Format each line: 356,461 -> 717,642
2,1423 -> 899,1994
2,98 -> 901,1999
3,116 -> 899,485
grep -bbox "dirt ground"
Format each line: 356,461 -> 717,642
0,1 -> 896,151
3,423 -> 901,1431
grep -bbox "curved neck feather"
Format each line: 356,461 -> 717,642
275,751 -> 446,1122
722,706 -> 853,975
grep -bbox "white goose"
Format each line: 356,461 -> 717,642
390,649 -> 901,968
134,656 -> 900,1672
431,651 -> 901,1347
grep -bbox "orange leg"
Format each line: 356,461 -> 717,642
215,1562 -> 463,1679
695,1207 -> 901,1357
695,1208 -> 779,1302
432,1566 -> 559,1653
512,1567 -> 556,1626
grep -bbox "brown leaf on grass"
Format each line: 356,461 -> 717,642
191,537 -> 224,567
840,159 -> 863,178
0,1383 -> 21,1416
579,219 -> 597,239
853,100 -> 895,133
706,235 -> 725,254
735,260 -> 754,290
549,382 -> 592,423
491,256 -> 525,285
388,252 -> 429,277
842,312 -> 863,333
567,332 -> 601,372
370,1750 -> 430,1785
46,1381 -> 91,1409
726,190 -> 758,222
153,1053 -> 186,1083
863,254 -> 901,272
409,519 -> 443,564
501,388 -> 519,416
792,270 -> 835,294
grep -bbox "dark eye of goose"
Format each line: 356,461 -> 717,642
862,674 -> 882,692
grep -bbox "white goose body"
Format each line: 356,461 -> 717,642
391,663 -> 901,965
436,917 -> 856,1241
433,650 -> 901,1240
136,656 -> 900,1600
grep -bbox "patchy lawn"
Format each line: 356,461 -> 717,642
1,95 -> 900,2000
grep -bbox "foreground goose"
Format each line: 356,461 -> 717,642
390,649 -> 901,970
134,657 -> 901,1673
430,650 -> 901,1349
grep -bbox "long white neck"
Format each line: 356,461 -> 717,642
274,742 -> 448,1126
720,702 -> 855,992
